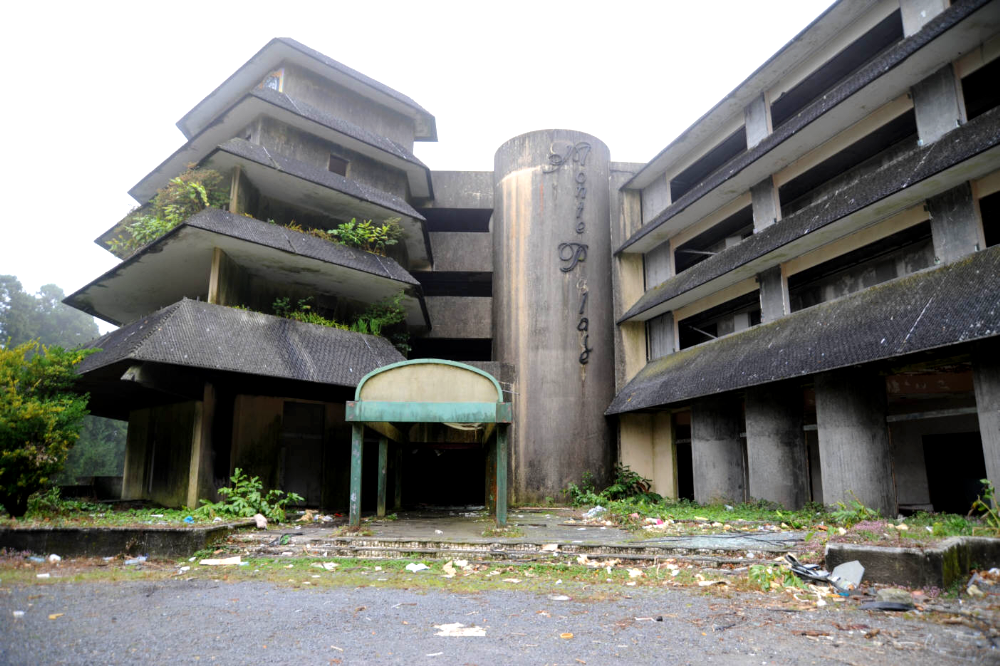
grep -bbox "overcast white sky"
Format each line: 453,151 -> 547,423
0,0 -> 832,324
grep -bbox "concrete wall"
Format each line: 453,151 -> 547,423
423,296 -> 492,339
429,232 -> 492,272
230,395 -> 284,491
609,163 -> 647,393
121,401 -> 203,508
424,171 -> 494,209
640,174 -> 670,222
281,63 -> 416,149
619,412 -> 678,499
252,115 -> 409,199
493,130 -> 615,502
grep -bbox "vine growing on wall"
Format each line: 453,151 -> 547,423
108,168 -> 230,257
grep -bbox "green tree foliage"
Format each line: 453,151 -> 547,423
0,341 -> 93,517
108,168 -> 229,257
0,276 -> 126,484
0,277 -> 98,349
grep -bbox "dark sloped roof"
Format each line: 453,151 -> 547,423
250,88 -> 428,168
617,0 -> 991,252
621,106 -> 1000,322
186,208 -> 419,286
214,137 -> 425,221
79,299 -> 404,388
607,246 -> 1000,415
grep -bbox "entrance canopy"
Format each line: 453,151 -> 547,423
345,360 -> 512,526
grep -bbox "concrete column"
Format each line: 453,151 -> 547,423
912,65 -> 965,146
744,93 -> 772,150
651,411 -> 678,499
750,177 -> 780,231
757,266 -> 789,323
928,182 -> 983,264
644,241 -> 673,289
610,166 -> 647,392
493,130 -> 614,502
815,368 -> 896,517
745,382 -> 808,509
901,0 -> 948,37
691,396 -> 745,504
186,383 -> 216,509
973,347 -> 1000,492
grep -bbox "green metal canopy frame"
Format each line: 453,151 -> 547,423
345,359 -> 512,527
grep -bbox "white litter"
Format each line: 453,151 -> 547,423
13,610 -> 25,618
434,622 -> 486,637
200,556 -> 242,566
36,573 -> 50,579
405,563 -> 430,573
541,544 -> 559,552
434,530 -> 444,535
47,554 -> 61,563
253,513 -> 267,529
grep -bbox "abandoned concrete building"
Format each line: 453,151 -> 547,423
66,0 -> 1000,522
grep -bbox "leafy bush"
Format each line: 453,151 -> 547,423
563,471 -> 602,506
272,297 -> 348,330
829,492 -> 881,527
327,218 -> 404,255
971,479 -> 1000,534
108,168 -> 229,256
195,468 -> 303,523
604,464 -> 662,502
349,291 -> 407,337
0,341 -> 94,517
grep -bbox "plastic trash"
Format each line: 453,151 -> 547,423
12,611 -> 24,618
124,556 -> 147,565
405,563 -> 429,573
183,516 -> 194,524
213,517 -> 223,523
27,556 -> 45,563
784,554 -> 851,594
583,506 -> 606,519
434,623 -> 486,637
47,554 -> 61,563
179,566 -> 190,573
860,601 -> 913,611
830,560 -> 864,589
36,573 -> 50,578
253,513 -> 268,529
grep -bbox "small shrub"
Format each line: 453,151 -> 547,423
564,471 -> 601,506
971,479 -> 1000,534
195,468 -> 303,523
350,291 -> 407,337
604,464 -> 661,502
108,168 -> 229,256
749,564 -> 806,591
326,218 -> 405,255
829,492 -> 881,527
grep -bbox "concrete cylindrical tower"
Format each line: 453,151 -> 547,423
493,130 -> 615,503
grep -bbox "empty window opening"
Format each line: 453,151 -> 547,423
412,271 -> 492,298
673,411 -> 694,501
670,126 -> 747,202
674,205 -> 754,274
771,10 -> 903,128
409,338 -> 492,362
259,68 -> 284,93
787,221 -> 933,312
418,208 -> 492,233
328,154 -> 349,176
677,290 -> 761,350
923,432 -> 986,514
962,56 -> 1000,121
779,110 -> 917,217
980,190 -> 1000,248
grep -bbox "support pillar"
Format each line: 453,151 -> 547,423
757,266 -> 789,324
691,396 -> 745,504
349,424 -> 364,527
496,425 -> 508,526
912,65 -> 965,146
928,183 -> 983,264
394,445 -> 403,511
745,382 -> 808,508
376,436 -> 388,518
750,177 -> 780,231
815,368 -> 896,517
744,93 -> 772,149
973,346 -> 1000,493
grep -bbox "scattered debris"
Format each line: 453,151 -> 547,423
48,613 -> 64,620
183,516 -> 194,524
47,554 -> 61,563
549,595 -> 571,601
627,568 -> 644,579
860,601 -> 913,612
876,588 -> 913,605
405,563 -> 429,573
785,554 -> 852,593
124,556 -> 148,566
560,632 -> 574,639
541,544 -> 559,552
583,506 -> 606,519
434,530 -> 444,535
200,556 -> 241,566
830,560 -> 864,589
253,513 -> 268,529
12,611 -> 24,618
298,510 -> 316,522
433,623 -> 486,637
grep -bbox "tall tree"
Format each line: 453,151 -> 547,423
0,275 -> 125,486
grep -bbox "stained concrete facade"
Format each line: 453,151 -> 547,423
70,0 -> 1000,515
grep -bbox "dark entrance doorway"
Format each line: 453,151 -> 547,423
923,432 -> 987,514
280,401 -> 325,506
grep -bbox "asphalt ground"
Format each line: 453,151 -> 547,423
2,576 -> 995,665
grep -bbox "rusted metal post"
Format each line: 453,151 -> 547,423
496,424 -> 508,526
376,436 -> 388,518
394,444 -> 403,511
349,423 -> 364,527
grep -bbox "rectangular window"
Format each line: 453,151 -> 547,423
328,155 -> 349,176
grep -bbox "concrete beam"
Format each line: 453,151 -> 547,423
423,296 -> 492,339
429,232 -> 492,272
745,382 -> 808,509
901,0 -> 948,37
691,396 -> 745,504
424,171 -> 494,209
815,368 -> 896,517
928,182 -> 983,264
912,64 -> 965,146
744,93 -> 772,150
